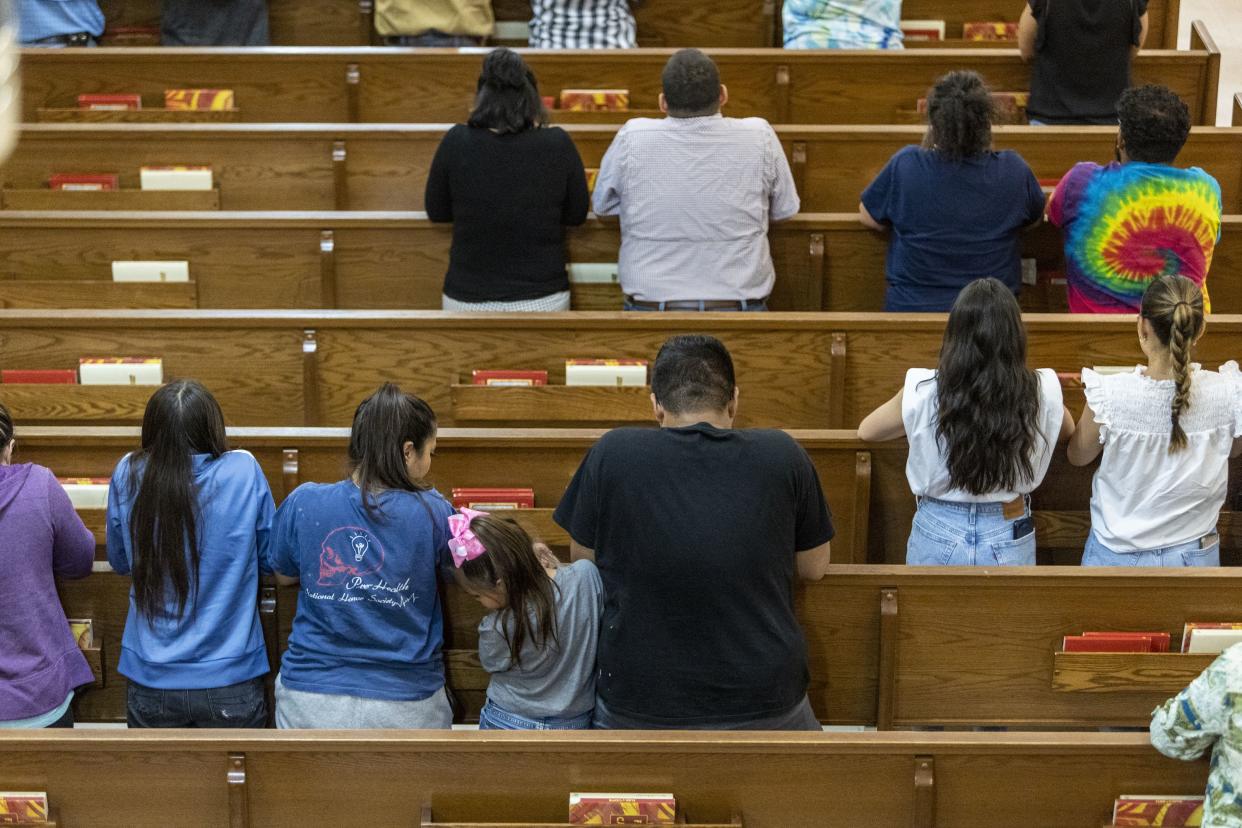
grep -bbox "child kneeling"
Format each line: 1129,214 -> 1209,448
451,510 -> 602,730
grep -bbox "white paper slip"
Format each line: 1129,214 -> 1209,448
112,260 -> 190,282
60,482 -> 109,509
493,21 -> 531,40
1186,628 -> 1242,654
139,167 -> 213,191
565,361 -> 647,387
79,358 -> 164,386
568,263 -> 620,284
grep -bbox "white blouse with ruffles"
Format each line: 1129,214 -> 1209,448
1083,362 -> 1242,553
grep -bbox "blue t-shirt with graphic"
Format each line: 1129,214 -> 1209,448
266,480 -> 455,702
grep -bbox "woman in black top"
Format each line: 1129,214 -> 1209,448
425,48 -> 590,311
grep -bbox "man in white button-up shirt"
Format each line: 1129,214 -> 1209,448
593,49 -> 801,311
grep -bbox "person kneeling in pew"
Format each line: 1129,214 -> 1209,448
858,278 -> 1074,565
554,334 -> 833,730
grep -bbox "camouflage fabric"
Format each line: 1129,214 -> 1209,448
1150,643 -> 1242,827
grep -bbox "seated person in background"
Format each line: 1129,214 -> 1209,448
1019,0 -> 1147,125
266,384 -> 456,729
529,0 -> 635,49
160,0 -> 269,46
453,512 -> 602,730
859,278 -> 1073,565
375,0 -> 492,47
1068,276 -> 1240,567
860,71 -> 1046,312
1150,644 -> 1242,827
1049,85 -> 1221,314
555,335 -> 833,730
426,49 -> 589,312
106,381 -> 275,728
0,402 -> 95,729
18,0 -> 103,46
783,0 -> 902,49
595,49 -> 799,312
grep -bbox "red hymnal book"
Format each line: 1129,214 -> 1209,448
963,21 -> 1020,41
77,93 -> 142,111
1,369 -> 77,384
451,488 -> 535,510
1083,631 -> 1171,653
471,370 -> 549,387
49,173 -> 118,191
1062,635 -> 1155,653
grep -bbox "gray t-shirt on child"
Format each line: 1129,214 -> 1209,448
478,559 -> 603,719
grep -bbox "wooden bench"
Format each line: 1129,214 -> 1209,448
0,731 -> 1208,828
7,124 -> 1240,214
0,311 -> 1240,431
0,212 -> 1238,313
19,33 -> 1221,125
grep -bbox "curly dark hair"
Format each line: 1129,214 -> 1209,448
924,70 -> 993,162
661,48 -> 722,116
1117,85 -> 1191,164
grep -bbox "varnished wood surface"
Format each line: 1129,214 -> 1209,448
17,42 -> 1220,125
0,211 -> 1239,314
7,124 -> 1239,213
0,730 -> 1208,827
1052,652 -> 1218,694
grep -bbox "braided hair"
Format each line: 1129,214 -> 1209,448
1140,276 -> 1205,453
923,70 -> 993,162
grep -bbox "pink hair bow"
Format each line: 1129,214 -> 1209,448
448,507 -> 489,568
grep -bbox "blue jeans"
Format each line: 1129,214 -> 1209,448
477,700 -> 592,730
1081,530 -> 1220,567
906,497 -> 1036,566
591,694 -> 820,731
623,300 -> 768,312
126,676 -> 267,728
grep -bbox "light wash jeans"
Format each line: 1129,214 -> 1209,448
1081,530 -> 1220,567
477,700 -> 592,730
906,496 -> 1035,566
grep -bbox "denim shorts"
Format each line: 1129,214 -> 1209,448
1081,530 -> 1220,567
477,700 -> 592,730
906,496 -> 1035,566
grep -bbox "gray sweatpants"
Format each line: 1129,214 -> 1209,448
274,675 -> 452,729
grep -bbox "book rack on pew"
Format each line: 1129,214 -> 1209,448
36,108 -> 241,123
0,731 -> 1209,827
0,189 -> 221,211
1052,652 -> 1218,694
449,385 -> 653,426
0,280 -> 198,310
420,805 -> 743,828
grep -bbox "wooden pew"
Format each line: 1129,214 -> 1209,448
8,124 -> 1240,214
1,312 -> 1241,433
0,731 -> 1208,828
1,212 -> 1239,314
18,35 -> 1221,125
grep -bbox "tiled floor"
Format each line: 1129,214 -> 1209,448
1179,0 -> 1240,125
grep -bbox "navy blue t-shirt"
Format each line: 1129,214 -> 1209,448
861,146 -> 1046,312
266,480 -> 455,702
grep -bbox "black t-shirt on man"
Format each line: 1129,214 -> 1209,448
1027,0 -> 1148,125
553,424 -> 835,727
425,124 -> 590,303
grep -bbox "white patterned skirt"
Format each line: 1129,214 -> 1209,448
441,291 -> 572,312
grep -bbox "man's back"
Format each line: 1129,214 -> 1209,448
1049,160 -> 1222,313
593,115 -> 799,302
553,424 -> 833,726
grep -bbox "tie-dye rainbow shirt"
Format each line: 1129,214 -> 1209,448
1048,161 -> 1221,313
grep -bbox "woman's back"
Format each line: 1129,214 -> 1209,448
0,463 -> 94,721
106,449 -> 273,687
269,480 -> 455,700
1084,362 -> 1241,551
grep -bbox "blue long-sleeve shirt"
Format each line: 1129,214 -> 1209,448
106,450 -> 275,689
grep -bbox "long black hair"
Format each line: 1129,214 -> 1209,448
348,382 -> 437,519
467,48 -> 547,135
127,380 -> 227,622
933,278 -> 1042,495
0,400 -> 12,450
924,70 -> 994,162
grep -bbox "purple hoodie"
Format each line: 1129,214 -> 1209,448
0,463 -> 95,721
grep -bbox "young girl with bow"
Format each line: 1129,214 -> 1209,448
450,509 -> 603,730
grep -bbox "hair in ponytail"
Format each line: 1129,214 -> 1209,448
1139,275 -> 1205,453
923,70 -> 994,162
467,47 -> 547,135
127,380 -> 227,622
348,383 -> 437,520
457,515 -> 559,669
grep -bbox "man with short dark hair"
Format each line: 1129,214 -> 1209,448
593,49 -> 800,311
1048,85 -> 1222,313
554,335 -> 833,730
